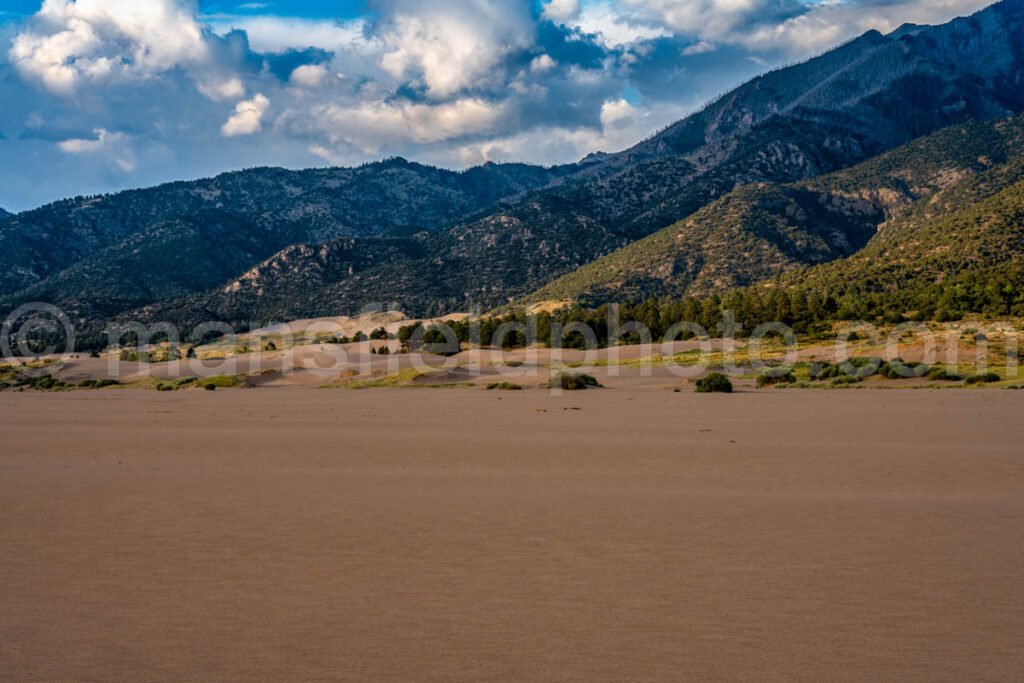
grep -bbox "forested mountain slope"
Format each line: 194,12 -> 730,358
529,116 -> 1024,304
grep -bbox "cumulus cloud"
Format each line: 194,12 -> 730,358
620,0 -> 995,54
449,97 -> 687,167
197,77 -> 246,101
205,15 -> 368,53
0,0 -> 1004,212
289,63 -> 332,88
295,97 -> 509,156
377,0 -> 535,98
530,54 -> 558,73
9,0 -> 209,95
542,0 -> 581,24
57,128 -> 136,171
567,1 -> 672,48
622,0 -> 790,40
222,94 -> 270,137
739,0 -> 995,54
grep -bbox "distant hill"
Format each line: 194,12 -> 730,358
530,116 -> 1024,304
0,208 -> 10,219
3,0 -> 1024,337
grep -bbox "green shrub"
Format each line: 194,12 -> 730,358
850,357 -> 884,378
831,376 -> 863,386
487,382 -> 523,391
94,379 -> 120,389
30,376 -> 68,391
200,374 -> 245,389
155,377 -> 198,392
204,383 -> 217,391
695,373 -> 733,394
548,372 -> 601,390
966,373 -> 1001,385
810,362 -> 838,380
880,360 -> 928,380
927,367 -> 963,382
757,370 -> 796,388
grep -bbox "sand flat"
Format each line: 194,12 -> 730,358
1,389 -> 1023,681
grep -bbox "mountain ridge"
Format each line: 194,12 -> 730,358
0,159 -> 570,297
3,0 -> 1024,337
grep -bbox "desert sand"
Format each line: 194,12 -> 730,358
1,388 -> 1023,681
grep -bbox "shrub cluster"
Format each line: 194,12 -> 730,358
757,370 -> 796,388
695,373 -> 733,393
966,373 -> 1002,385
155,377 -> 200,392
548,372 -> 601,390
879,360 -> 928,379
79,378 -> 120,389
927,367 -> 963,382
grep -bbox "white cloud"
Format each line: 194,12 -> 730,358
290,64 -> 331,88
599,98 -> 635,128
451,98 -> 687,167
205,15 -> 368,53
623,0 -> 776,39
57,128 -> 135,171
542,0 -> 581,24
568,2 -> 672,49
620,0 -> 995,55
9,0 -> 209,95
294,97 -> 509,156
222,94 -> 270,137
197,77 -> 246,101
740,0 -> 995,54
530,54 -> 558,74
682,41 -> 715,56
378,0 -> 534,99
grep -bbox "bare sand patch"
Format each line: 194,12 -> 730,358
1,389 -> 1023,681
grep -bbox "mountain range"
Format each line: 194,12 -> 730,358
2,0 -> 1023,342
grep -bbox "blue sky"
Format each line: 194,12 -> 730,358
0,0 -> 995,211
